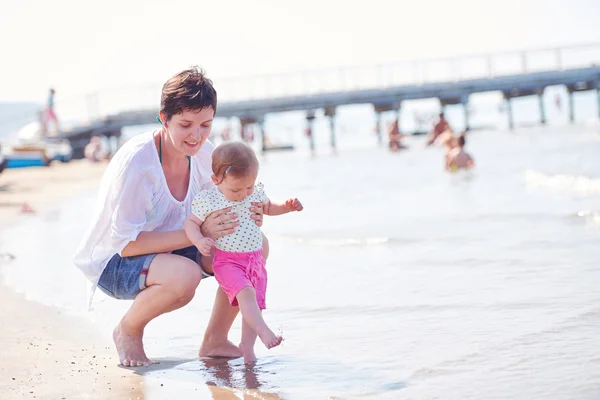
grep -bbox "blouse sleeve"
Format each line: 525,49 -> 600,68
109,165 -> 154,256
255,182 -> 269,204
191,190 -> 212,221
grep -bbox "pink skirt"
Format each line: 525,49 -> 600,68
213,248 -> 267,310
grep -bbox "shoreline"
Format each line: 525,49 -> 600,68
0,160 -> 144,398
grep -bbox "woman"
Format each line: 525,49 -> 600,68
74,67 -> 266,367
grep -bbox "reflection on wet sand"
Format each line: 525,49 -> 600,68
201,358 -> 284,400
135,357 -> 284,399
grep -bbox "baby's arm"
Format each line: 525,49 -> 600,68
184,214 -> 215,256
264,198 -> 304,216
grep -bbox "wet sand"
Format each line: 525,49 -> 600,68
0,160 -> 143,399
0,159 -> 106,224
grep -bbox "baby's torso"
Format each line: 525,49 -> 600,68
218,198 -> 263,252
192,185 -> 267,252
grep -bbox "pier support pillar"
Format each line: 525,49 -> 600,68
463,102 -> 470,131
258,116 -> 266,155
568,90 -> 575,123
306,111 -> 316,156
395,101 -> 402,132
459,95 -> 470,132
507,98 -> 514,130
597,87 -> 600,120
375,111 -> 382,145
537,88 -> 546,125
324,106 -> 337,154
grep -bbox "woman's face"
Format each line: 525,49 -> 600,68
162,107 -> 214,157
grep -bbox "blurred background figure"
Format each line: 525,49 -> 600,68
242,124 -> 255,142
221,124 -> 231,141
555,93 -> 562,111
441,130 -> 457,168
43,88 -> 60,136
387,118 -> 407,152
426,112 -> 450,146
445,132 -> 474,171
83,136 -> 109,163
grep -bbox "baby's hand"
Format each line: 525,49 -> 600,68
285,198 -> 303,212
195,238 -> 215,256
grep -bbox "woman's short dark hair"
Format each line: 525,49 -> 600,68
160,66 -> 217,122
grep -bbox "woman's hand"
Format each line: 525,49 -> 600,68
200,207 -> 239,240
250,202 -> 265,227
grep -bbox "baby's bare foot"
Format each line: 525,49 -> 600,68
239,341 -> 257,363
257,328 -> 283,349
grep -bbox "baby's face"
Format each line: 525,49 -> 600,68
219,172 -> 257,202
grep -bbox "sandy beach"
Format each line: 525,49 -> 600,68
0,160 -> 143,399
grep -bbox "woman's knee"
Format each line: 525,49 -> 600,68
173,260 -> 202,302
262,233 -> 269,259
148,255 -> 202,303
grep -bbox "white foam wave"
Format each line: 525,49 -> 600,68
525,170 -> 600,196
575,210 -> 600,226
274,235 -> 391,247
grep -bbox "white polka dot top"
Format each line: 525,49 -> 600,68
191,183 -> 269,252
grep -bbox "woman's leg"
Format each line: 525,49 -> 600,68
198,286 -> 243,358
114,253 -> 201,367
261,233 -> 269,259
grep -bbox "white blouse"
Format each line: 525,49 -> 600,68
73,131 -> 215,286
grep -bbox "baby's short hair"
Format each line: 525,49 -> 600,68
212,141 -> 259,184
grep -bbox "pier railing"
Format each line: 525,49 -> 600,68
55,42 -> 600,124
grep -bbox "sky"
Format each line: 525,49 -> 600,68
1,0 -> 600,103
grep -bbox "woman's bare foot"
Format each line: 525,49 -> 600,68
239,341 -> 257,363
113,323 -> 154,367
199,338 -> 243,358
257,328 -> 283,349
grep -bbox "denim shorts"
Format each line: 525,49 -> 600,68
97,246 -> 213,300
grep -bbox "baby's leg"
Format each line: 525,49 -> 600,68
240,318 -> 258,363
236,287 -> 282,349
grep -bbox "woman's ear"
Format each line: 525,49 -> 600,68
159,112 -> 168,127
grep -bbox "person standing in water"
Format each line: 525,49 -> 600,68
387,118 -> 408,152
44,88 -> 60,134
445,133 -> 474,171
426,112 -> 450,146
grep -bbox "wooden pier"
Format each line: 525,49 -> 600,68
57,43 -> 600,157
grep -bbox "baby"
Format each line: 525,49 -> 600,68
184,141 -> 303,362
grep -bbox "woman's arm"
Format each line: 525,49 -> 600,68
122,204 -> 264,257
121,230 -> 192,257
121,206 -> 242,257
